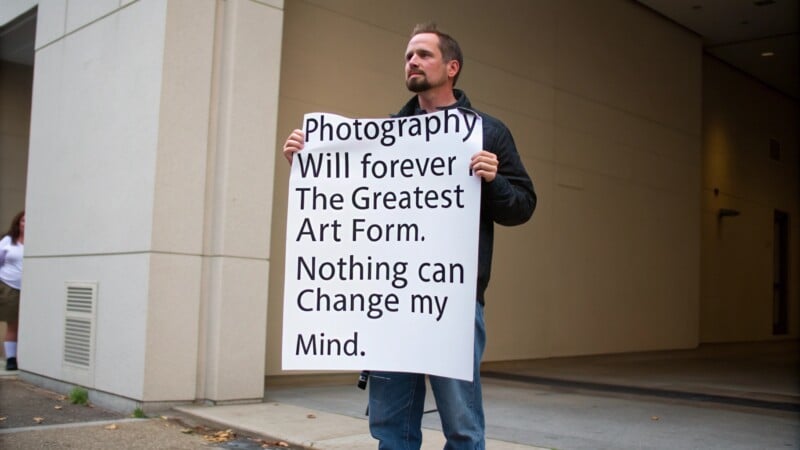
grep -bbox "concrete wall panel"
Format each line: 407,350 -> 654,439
268,0 -> 703,375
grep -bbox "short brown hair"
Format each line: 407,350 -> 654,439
411,22 -> 463,86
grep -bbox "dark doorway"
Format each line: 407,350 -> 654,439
773,210 -> 789,335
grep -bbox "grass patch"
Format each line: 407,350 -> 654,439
68,387 -> 89,405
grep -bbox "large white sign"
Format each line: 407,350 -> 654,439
282,110 -> 482,381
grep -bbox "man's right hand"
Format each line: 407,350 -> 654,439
283,129 -> 305,165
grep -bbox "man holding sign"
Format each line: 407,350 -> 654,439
283,23 -> 536,450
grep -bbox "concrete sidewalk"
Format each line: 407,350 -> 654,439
0,372 -> 544,450
176,402 -> 545,450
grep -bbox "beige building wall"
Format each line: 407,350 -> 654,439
701,57 -> 800,342
23,0 -> 195,403
267,0 -> 703,376
0,61 -> 31,241
20,0 -> 283,407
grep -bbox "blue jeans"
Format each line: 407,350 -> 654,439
368,302 -> 486,450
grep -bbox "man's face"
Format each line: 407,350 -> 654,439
404,33 -> 452,93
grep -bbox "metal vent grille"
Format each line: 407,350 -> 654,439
63,283 -> 97,369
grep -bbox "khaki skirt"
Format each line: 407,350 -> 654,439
0,281 -> 20,322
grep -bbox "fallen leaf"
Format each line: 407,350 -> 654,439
306,414 -> 316,419
255,439 -> 290,448
54,405 -> 63,410
180,428 -> 193,434
160,415 -> 169,420
203,429 -> 236,443
104,424 -> 118,430
651,416 -> 660,421
33,417 -> 45,424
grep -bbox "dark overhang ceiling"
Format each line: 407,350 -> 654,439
638,0 -> 799,100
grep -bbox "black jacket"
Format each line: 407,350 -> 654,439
394,90 -> 537,304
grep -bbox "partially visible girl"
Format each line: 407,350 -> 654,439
0,211 -> 24,371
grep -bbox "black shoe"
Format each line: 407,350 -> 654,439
6,357 -> 17,371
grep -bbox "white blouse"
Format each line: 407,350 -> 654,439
0,235 -> 23,290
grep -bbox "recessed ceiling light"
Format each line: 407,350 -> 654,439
761,51 -> 775,57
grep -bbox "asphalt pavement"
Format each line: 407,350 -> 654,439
0,376 -> 303,450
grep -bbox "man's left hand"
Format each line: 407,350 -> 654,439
471,150 -> 498,182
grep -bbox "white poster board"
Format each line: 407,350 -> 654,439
282,110 -> 482,381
